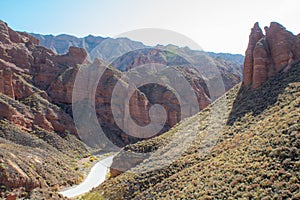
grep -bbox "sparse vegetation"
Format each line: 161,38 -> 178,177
81,62 -> 300,199
79,192 -> 105,200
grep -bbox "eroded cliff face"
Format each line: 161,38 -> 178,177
0,20 -> 89,199
244,22 -> 300,89
0,20 -> 88,136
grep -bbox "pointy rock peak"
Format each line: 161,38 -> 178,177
243,22 -> 300,89
243,22 -> 264,86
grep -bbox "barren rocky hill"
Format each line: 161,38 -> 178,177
0,20 -> 89,199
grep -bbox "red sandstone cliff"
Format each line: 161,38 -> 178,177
0,20 -> 89,199
0,20 -> 88,136
244,22 -> 300,89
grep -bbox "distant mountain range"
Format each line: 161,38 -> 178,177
30,33 -> 147,62
31,33 -> 244,71
206,51 -> 245,65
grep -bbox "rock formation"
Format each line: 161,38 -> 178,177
0,69 -> 14,99
244,22 -> 300,88
0,20 -> 88,136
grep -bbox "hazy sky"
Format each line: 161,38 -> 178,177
0,0 -> 299,54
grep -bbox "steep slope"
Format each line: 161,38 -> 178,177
83,53 -> 300,200
81,23 -> 300,199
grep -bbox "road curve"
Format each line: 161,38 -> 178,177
59,155 -> 114,198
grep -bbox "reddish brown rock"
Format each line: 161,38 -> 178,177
110,151 -> 145,177
243,22 -> 300,89
0,20 -> 11,44
8,27 -> 24,44
33,112 -> 54,131
0,20 -> 81,137
13,75 -> 35,100
53,46 -> 87,67
47,66 -> 79,104
128,90 -> 151,126
6,193 -> 17,200
47,107 -> 77,134
18,31 -> 40,46
0,98 -> 34,131
294,34 -> 300,57
265,22 -> 296,72
0,69 -> 14,99
243,22 -> 264,86
252,39 -> 270,89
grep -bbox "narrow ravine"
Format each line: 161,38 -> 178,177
59,155 -> 114,198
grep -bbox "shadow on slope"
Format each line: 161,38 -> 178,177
227,60 -> 300,126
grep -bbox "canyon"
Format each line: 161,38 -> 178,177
0,19 -> 243,198
1,19 -> 299,199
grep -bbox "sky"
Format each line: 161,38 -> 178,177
0,0 -> 300,54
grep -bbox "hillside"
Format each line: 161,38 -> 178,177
82,23 -> 300,199
0,20 -> 91,199
83,56 -> 300,200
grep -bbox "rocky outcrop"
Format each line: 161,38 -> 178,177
53,46 -> 87,67
0,96 -> 34,131
244,22 -> 264,86
0,69 -> 14,99
244,22 -> 300,88
0,20 -> 88,137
